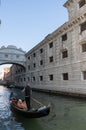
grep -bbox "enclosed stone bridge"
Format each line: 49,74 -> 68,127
0,45 -> 26,67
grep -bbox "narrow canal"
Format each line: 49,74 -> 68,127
1,85 -> 86,130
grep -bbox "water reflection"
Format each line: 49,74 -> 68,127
15,117 -> 43,130
0,86 -> 11,119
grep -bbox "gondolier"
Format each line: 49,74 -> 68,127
24,83 -> 32,110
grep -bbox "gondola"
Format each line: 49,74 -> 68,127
10,98 -> 50,118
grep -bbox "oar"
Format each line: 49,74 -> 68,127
31,97 -> 44,106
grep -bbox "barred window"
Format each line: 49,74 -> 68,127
24,77 -> 26,81
49,42 -> 53,48
49,56 -> 53,62
40,76 -> 43,81
33,76 -> 35,81
33,53 -> 36,57
49,74 -> 53,81
83,71 -> 86,80
80,21 -> 86,33
82,43 -> 86,52
40,60 -> 43,65
28,77 -> 30,81
28,65 -> 30,70
5,54 -> 8,58
79,0 -> 85,8
62,50 -> 68,58
40,48 -> 43,53
21,78 -> 22,82
62,33 -> 67,41
28,56 -> 30,60
33,63 -> 36,68
63,73 -> 68,80
16,55 -> 19,58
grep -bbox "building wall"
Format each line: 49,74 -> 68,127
9,0 -> 86,94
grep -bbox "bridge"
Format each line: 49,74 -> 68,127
0,45 -> 26,67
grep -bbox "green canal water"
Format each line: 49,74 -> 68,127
0,85 -> 86,130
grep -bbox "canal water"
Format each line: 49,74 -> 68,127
1,85 -> 86,130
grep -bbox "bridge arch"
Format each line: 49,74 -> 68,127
0,45 -> 26,67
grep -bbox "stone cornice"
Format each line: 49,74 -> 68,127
64,0 -> 74,8
52,12 -> 86,38
26,12 -> 86,56
0,45 -> 26,53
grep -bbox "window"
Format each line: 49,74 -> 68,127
33,76 -> 35,81
79,0 -> 85,8
80,21 -> 86,33
49,74 -> 53,81
82,71 -> 86,80
28,56 -> 30,60
40,48 -> 43,53
49,56 -> 53,62
24,77 -> 26,81
33,53 -> 36,57
28,77 -> 30,81
62,50 -> 68,58
33,63 -> 36,68
28,65 -> 30,70
24,68 -> 26,72
82,43 -> 86,52
18,69 -> 20,73
40,76 -> 43,81
16,55 -> 19,58
5,54 -> 8,58
63,73 -> 68,80
20,69 -> 22,72
40,60 -> 43,65
62,33 -> 67,41
21,78 -> 22,82
49,42 -> 53,48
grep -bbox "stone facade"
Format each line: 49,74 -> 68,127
8,0 -> 86,94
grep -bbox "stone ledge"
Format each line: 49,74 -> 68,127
32,88 -> 86,99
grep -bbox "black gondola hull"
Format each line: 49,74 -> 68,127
10,101 -> 50,118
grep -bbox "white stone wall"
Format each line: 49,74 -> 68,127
24,0 -> 86,94
11,0 -> 86,94
64,0 -> 86,21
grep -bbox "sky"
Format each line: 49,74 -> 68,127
0,0 -> 68,71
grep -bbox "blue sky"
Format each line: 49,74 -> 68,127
0,0 -> 68,52
0,0 -> 68,72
